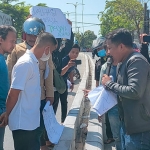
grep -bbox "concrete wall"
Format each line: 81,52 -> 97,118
53,54 -> 89,150
84,55 -> 104,150
54,54 -> 104,150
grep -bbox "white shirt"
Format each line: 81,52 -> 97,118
9,50 -> 41,131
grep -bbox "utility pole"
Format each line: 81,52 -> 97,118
67,2 -> 84,33
82,0 -> 84,33
143,3 -> 149,34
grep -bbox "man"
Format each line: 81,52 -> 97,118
52,20 -> 74,117
0,25 -> 16,150
99,56 -> 121,150
0,32 -> 57,150
102,28 -> 150,150
7,17 -> 55,150
60,44 -> 80,123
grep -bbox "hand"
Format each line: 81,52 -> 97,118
102,74 -> 111,86
67,19 -> 72,26
98,115 -> 103,122
67,60 -> 75,68
140,33 -> 147,44
0,112 -> 8,127
83,89 -> 90,97
46,97 -> 54,105
70,84 -> 74,91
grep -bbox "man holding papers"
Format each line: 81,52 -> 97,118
102,28 -> 150,150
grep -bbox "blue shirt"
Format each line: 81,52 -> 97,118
99,63 -> 117,85
0,54 -> 9,108
110,65 -> 117,82
62,55 -> 75,81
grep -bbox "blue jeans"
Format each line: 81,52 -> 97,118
108,105 -> 121,150
0,108 -> 6,150
120,121 -> 150,150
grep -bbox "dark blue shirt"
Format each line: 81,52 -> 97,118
0,54 -> 9,108
110,65 -> 117,82
62,55 -> 75,81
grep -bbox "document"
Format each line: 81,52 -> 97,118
30,6 -> 71,39
43,101 -> 64,144
88,85 -> 117,116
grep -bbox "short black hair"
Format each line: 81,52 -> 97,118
0,25 -> 16,40
72,44 -> 80,51
106,28 -> 133,48
35,32 -> 57,46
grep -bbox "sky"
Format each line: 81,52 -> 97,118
13,0 -> 106,37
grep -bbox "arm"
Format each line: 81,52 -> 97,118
99,63 -> 107,85
61,30 -> 74,58
140,43 -> 150,63
6,48 -> 17,83
6,89 -> 21,116
45,56 -> 54,104
0,62 -> 32,126
68,71 -> 74,91
0,89 -> 20,126
61,60 -> 75,76
104,58 -> 149,100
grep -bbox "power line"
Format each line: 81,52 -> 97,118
71,21 -> 100,25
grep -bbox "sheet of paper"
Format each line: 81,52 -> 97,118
30,6 -> 71,39
88,86 -> 117,116
88,85 -> 104,105
43,101 -> 64,144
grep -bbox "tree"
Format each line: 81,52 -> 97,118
0,0 -> 18,4
0,2 -> 31,37
100,0 -> 143,41
36,3 -> 47,7
75,30 -> 97,48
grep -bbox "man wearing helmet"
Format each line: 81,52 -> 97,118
7,17 -> 55,150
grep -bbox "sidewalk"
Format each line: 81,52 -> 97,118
3,53 -> 86,150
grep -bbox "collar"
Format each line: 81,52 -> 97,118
25,42 -> 32,50
26,49 -> 38,63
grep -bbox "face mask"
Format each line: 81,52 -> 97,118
97,49 -> 106,57
40,50 -> 51,61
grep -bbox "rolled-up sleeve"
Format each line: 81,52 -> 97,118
45,55 -> 54,98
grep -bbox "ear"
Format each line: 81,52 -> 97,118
120,44 -> 124,50
44,46 -> 50,55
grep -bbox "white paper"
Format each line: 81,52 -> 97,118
43,101 -> 64,144
88,86 -> 117,116
30,6 -> 71,39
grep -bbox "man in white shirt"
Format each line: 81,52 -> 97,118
0,32 -> 57,150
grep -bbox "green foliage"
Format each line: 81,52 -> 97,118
36,3 -> 47,7
0,1 -> 47,38
0,0 -> 18,4
100,0 -> 144,39
75,30 -> 97,48
0,2 -> 31,37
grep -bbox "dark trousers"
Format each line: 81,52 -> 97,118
53,89 -> 68,123
105,112 -> 113,139
12,129 -> 40,150
36,100 -> 49,146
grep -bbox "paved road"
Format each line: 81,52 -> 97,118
3,53 -> 86,150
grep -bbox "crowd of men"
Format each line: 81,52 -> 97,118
0,17 -> 81,150
1,15 -> 150,150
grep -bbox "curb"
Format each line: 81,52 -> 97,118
53,53 -> 89,150
84,55 -> 104,150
